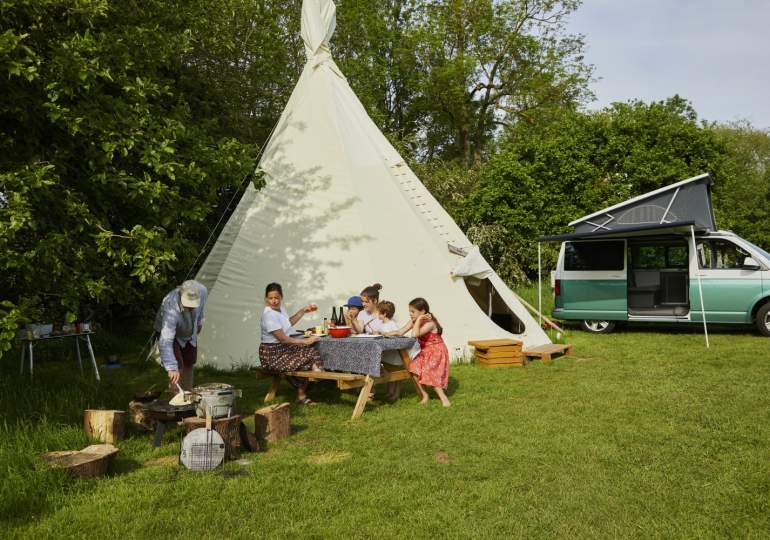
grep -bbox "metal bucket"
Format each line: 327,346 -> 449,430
192,383 -> 241,418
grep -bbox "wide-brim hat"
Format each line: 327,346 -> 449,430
344,295 -> 363,308
180,280 -> 202,308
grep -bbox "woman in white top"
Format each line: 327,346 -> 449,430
258,282 -> 322,404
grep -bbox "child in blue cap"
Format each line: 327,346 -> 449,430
342,295 -> 363,331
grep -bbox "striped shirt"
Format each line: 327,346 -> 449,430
153,283 -> 208,371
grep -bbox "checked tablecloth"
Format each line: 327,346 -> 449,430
315,336 -> 416,376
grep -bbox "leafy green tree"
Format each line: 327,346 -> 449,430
413,0 -> 592,164
0,0 -> 256,350
710,122 -> 770,250
459,97 -> 731,281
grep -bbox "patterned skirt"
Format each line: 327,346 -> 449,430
259,342 -> 322,390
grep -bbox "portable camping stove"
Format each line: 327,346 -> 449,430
144,399 -> 197,447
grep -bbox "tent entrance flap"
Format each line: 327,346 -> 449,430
463,278 -> 525,334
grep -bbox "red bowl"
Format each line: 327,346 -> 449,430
328,326 -> 352,338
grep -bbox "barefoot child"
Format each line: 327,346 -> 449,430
375,300 -> 403,402
389,297 -> 450,407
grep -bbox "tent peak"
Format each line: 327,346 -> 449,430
301,0 -> 337,61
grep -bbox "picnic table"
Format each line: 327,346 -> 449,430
256,336 -> 419,419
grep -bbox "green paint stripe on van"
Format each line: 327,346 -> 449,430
555,279 -> 627,321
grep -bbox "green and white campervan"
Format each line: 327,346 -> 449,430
542,174 -> 770,336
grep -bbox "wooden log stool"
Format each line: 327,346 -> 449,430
182,415 -> 243,460
254,403 -> 291,444
127,401 -> 155,432
84,409 -> 126,443
42,444 -> 119,478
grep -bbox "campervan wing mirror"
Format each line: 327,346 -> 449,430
743,257 -> 761,270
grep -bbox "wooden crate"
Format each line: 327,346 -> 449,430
467,339 -> 523,352
476,349 -> 527,360
477,357 -> 527,368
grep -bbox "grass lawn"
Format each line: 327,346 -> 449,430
2,322 -> 769,538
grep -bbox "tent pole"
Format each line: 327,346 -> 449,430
691,226 -> 709,348
538,242 -> 542,329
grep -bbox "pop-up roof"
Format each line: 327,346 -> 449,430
540,173 -> 716,241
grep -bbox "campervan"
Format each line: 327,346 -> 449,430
542,174 -> 770,336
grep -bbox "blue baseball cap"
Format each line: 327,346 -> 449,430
344,296 -> 363,308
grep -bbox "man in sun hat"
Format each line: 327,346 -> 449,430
153,279 -> 208,391
342,295 -> 363,332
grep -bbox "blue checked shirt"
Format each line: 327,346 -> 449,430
153,284 -> 208,371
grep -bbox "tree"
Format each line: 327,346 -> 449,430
413,0 -> 592,164
0,0 -> 257,347
710,122 -> 770,251
458,97 -> 731,281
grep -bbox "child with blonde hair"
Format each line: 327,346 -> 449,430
375,300 -> 402,402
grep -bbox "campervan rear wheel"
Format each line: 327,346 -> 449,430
756,303 -> 770,337
580,320 -> 617,334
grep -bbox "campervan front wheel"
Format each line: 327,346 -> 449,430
580,320 -> 616,334
756,303 -> 770,337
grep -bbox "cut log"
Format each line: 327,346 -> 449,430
254,402 -> 291,444
182,415 -> 242,460
84,409 -> 126,444
128,401 -> 155,432
42,444 -> 119,478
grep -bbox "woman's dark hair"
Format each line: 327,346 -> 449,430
360,283 -> 382,302
265,282 -> 283,297
409,297 -> 443,335
377,300 -> 395,319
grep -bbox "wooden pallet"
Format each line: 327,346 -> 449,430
522,343 -> 573,364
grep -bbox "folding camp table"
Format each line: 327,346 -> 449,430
19,331 -> 100,381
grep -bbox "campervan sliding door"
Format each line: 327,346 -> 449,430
558,240 -> 627,321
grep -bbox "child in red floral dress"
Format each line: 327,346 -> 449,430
387,297 -> 451,407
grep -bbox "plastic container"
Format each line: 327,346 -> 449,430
328,326 -> 352,338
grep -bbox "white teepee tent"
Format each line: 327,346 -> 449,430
195,0 -> 550,368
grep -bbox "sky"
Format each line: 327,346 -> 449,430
566,0 -> 770,129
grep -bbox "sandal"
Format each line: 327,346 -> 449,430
295,397 -> 317,406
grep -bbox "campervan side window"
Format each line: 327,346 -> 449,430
697,239 -> 753,269
564,241 -> 624,271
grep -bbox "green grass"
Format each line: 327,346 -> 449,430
2,324 -> 770,538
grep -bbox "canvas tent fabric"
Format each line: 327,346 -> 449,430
569,173 -> 716,235
194,0 -> 550,368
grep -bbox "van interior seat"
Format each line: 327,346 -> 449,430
629,269 -> 660,291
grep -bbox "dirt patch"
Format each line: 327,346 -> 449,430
434,451 -> 452,464
306,450 -> 352,465
144,456 -> 179,468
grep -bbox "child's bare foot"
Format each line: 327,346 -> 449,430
418,393 -> 429,405
440,398 -> 451,407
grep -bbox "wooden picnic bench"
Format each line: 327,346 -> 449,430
256,349 -> 419,419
